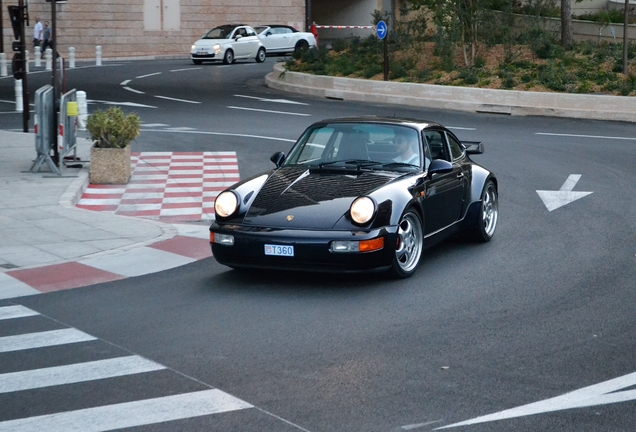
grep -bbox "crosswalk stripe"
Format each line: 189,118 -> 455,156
0,329 -> 97,353
0,389 -> 254,432
0,305 -> 38,320
0,355 -> 166,393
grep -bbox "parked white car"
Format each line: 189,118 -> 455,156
254,25 -> 317,55
191,24 -> 266,65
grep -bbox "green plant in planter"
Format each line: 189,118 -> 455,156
86,107 -> 140,148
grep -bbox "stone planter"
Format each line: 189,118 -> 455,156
89,144 -> 131,184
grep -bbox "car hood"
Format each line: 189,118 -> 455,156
193,38 -> 227,48
242,167 -> 397,229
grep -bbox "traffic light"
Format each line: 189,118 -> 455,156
12,53 -> 25,80
7,6 -> 23,41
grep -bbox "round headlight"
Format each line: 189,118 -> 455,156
350,197 -> 375,224
214,191 -> 239,218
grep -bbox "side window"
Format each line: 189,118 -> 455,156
246,28 -> 256,37
447,133 -> 465,160
424,130 -> 448,161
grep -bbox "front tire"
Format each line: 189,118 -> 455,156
389,210 -> 424,279
255,47 -> 266,62
223,49 -> 234,65
470,180 -> 498,242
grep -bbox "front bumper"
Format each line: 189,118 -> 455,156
191,53 -> 217,60
210,224 -> 398,273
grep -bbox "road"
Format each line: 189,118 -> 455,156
1,57 -> 636,431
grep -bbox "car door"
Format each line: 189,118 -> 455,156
423,129 -> 467,234
262,27 -> 287,52
231,27 -> 251,57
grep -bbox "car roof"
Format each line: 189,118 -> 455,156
312,116 -> 442,130
260,24 -> 298,31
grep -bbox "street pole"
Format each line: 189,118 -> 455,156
623,0 -> 629,75
19,0 -> 29,132
51,0 -> 58,163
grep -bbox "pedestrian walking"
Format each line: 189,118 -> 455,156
41,22 -> 53,53
33,18 -> 43,49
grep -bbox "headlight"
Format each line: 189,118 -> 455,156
191,44 -> 196,52
350,197 -> 375,224
213,44 -> 221,54
214,191 -> 239,218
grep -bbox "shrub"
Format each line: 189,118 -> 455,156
86,107 -> 140,149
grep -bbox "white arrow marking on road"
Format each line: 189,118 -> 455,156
234,94 -> 309,105
437,371 -> 636,429
536,174 -> 593,211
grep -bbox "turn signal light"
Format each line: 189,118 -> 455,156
359,237 -> 384,252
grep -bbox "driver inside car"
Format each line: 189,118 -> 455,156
393,129 -> 420,166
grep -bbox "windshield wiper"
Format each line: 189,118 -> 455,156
381,162 -> 419,169
318,159 -> 383,169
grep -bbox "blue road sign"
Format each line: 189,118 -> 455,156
376,21 -> 387,40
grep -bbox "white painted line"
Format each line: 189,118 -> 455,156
559,174 -> 581,192
141,123 -> 169,128
536,132 -> 636,141
120,80 -> 131,86
0,389 -> 253,432
123,86 -> 144,94
165,127 -> 197,131
402,420 -> 444,429
0,356 -> 165,393
136,72 -> 162,79
170,67 -> 202,72
80,247 -> 195,277
0,305 -> 39,320
437,371 -> 636,429
155,95 -> 202,104
0,329 -> 97,353
234,94 -> 309,105
87,99 -> 157,109
140,128 -> 297,142
0,275 -> 41,300
227,106 -> 311,116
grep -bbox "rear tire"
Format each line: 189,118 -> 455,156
223,50 -> 234,65
294,40 -> 309,53
470,180 -> 498,242
389,209 -> 424,279
256,47 -> 266,62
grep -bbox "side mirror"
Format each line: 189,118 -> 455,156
266,31 -> 272,36
270,151 -> 285,168
234,35 -> 243,41
427,159 -> 453,177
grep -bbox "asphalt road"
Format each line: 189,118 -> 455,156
1,58 -> 636,431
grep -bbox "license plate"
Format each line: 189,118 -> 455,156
197,51 -> 208,55
264,244 -> 294,257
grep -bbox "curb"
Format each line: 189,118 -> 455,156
265,63 -> 636,123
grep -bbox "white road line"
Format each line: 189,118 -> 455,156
536,132 -> 636,141
170,67 -> 202,72
155,95 -> 202,104
123,86 -> 144,94
88,99 -> 157,109
227,106 -> 311,116
140,128 -> 297,142
136,72 -> 162,79
0,389 -> 253,432
234,94 -> 309,105
0,329 -> 97,353
0,356 -> 165,393
120,80 -> 131,86
0,305 -> 38,321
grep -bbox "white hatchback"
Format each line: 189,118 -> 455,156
191,24 -> 266,65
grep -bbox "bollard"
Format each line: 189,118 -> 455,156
35,46 -> 41,67
96,46 -> 102,66
45,48 -> 53,71
77,90 -> 88,130
69,47 -> 76,68
25,50 -> 30,73
0,53 -> 6,77
15,80 -> 23,112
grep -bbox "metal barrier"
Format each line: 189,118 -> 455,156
31,85 -> 59,174
58,88 -> 80,171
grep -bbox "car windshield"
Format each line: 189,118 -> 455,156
284,123 -> 422,171
203,26 -> 234,39
254,26 -> 268,34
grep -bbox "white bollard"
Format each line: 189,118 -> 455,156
69,47 -> 76,68
0,53 -> 6,77
35,46 -> 42,67
96,46 -> 102,66
45,48 -> 53,71
15,79 -> 23,112
25,50 -> 30,73
77,90 -> 88,130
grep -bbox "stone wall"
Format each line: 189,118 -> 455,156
2,0 -> 306,60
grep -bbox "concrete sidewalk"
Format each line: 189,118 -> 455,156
0,130 -> 212,300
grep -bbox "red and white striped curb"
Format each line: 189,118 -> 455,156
77,152 -> 239,223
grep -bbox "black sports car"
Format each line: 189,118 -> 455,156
210,117 -> 498,278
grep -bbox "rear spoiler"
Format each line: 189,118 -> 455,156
462,141 -> 484,154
